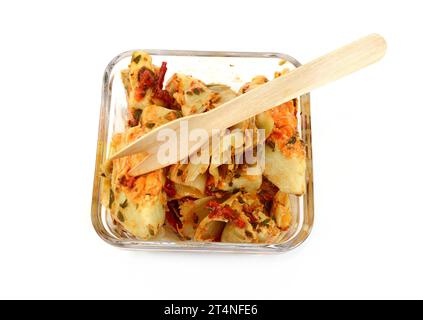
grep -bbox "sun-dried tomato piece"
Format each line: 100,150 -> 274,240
258,178 -> 279,202
119,175 -> 137,189
138,67 -> 156,87
207,201 -> 245,228
156,62 -> 167,89
153,62 -> 180,110
163,178 -> 177,197
166,200 -> 182,231
134,67 -> 156,101
242,204 -> 258,224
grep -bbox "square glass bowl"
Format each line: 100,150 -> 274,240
91,50 -> 314,253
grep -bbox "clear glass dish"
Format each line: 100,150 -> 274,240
91,50 -> 314,253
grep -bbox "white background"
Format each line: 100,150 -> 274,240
0,0 -> 422,300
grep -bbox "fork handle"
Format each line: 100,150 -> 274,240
203,33 -> 387,130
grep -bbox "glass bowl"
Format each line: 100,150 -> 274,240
91,50 -> 314,253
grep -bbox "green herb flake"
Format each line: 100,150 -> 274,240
287,136 -> 297,145
109,190 -> 114,209
193,87 -> 201,95
120,199 -> 128,209
117,211 -> 125,222
118,211 -> 125,222
148,225 -> 155,236
267,140 -> 276,152
261,218 -> 271,226
133,109 -> 142,124
132,55 -> 141,64
146,122 -> 155,129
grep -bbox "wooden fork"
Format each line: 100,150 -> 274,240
109,34 -> 387,176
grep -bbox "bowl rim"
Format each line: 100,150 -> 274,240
91,49 -> 314,253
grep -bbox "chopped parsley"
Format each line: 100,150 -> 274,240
117,211 -> 125,222
120,199 -> 128,209
109,190 -> 114,208
287,136 -> 297,145
261,218 -> 271,226
132,55 -> 141,64
148,225 -> 155,236
267,140 -> 276,151
237,196 -> 245,204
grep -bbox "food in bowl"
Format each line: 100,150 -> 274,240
100,51 -> 306,243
